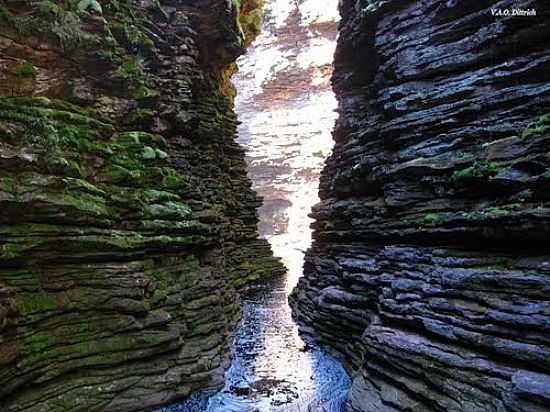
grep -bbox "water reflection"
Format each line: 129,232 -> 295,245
157,0 -> 348,410
205,279 -> 349,411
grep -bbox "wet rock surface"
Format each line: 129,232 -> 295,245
290,0 -> 550,411
0,1 -> 283,411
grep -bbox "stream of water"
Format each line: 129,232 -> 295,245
159,1 -> 349,410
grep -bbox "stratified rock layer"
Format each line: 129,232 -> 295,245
290,0 -> 550,411
0,1 -> 282,411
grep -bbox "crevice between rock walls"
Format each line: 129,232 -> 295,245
290,0 -> 550,411
0,1 -> 283,411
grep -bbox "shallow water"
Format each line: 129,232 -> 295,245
157,0 -> 349,410
204,278 -> 349,412
160,274 -> 350,412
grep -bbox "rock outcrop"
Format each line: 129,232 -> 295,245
290,0 -> 550,410
0,1 -> 282,411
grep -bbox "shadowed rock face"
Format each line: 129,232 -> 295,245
290,0 -> 550,410
0,1 -> 283,411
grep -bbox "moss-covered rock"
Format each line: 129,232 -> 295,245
0,1 -> 282,411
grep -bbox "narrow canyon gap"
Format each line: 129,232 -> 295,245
161,0 -> 351,410
1,1 -> 550,412
235,0 -> 340,291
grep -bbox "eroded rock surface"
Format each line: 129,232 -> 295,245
0,1 -> 282,411
290,1 -> 550,410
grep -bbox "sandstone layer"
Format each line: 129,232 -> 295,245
290,0 -> 550,411
0,1 -> 282,411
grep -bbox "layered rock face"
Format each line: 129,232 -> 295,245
0,1 -> 281,411
290,0 -> 550,411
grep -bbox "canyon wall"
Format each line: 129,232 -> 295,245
0,1 -> 282,411
290,0 -> 550,410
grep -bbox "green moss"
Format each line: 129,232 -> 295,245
38,1 -> 63,19
102,164 -> 142,184
2,242 -> 28,259
487,161 -> 505,174
424,213 -> 444,224
96,49 -> 114,63
134,84 -> 155,99
19,293 -> 58,315
155,149 -> 168,159
118,56 -> 142,81
240,0 -> 264,46
17,0 -> 106,52
76,0 -> 103,15
142,201 -> 192,219
0,95 -> 198,283
0,98 -> 113,155
210,203 -> 225,217
452,160 -> 508,181
0,4 -> 16,26
458,205 -> 513,221
141,190 -> 180,203
160,168 -> 188,189
521,113 -> 550,140
164,202 -> 192,217
485,207 -> 508,218
141,146 -> 157,160
118,131 -> 166,147
3,97 -> 102,120
0,177 -> 18,198
244,9 -> 262,34
62,191 -> 114,218
104,12 -> 157,94
452,166 -> 479,180
111,21 -> 154,52
24,329 -> 57,354
109,233 -> 146,250
233,258 -> 272,287
13,62 -> 37,78
456,151 -> 474,161
484,263 -> 514,270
